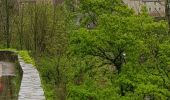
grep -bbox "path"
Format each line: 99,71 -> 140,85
18,56 -> 45,100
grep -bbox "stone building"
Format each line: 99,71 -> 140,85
18,0 -> 36,4
17,0 -> 63,5
52,0 -> 63,5
123,0 -> 165,17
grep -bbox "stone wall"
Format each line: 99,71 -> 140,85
0,50 -> 23,99
123,0 -> 165,17
0,50 -> 45,100
0,51 -> 18,62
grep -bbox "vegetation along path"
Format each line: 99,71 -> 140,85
18,55 -> 45,100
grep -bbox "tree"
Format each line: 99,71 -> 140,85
166,0 -> 170,33
69,4 -> 170,98
0,0 -> 16,48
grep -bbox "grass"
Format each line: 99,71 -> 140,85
12,61 -> 23,99
0,48 -> 17,52
35,56 -> 58,100
18,51 -> 35,66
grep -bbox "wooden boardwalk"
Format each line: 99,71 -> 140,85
18,56 -> 45,100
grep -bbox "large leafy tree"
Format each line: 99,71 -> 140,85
69,2 -> 170,99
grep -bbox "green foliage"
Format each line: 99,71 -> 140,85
35,56 -> 69,100
1,1 -> 170,100
35,57 -> 57,100
67,84 -> 98,100
69,5 -> 170,99
0,48 -> 16,51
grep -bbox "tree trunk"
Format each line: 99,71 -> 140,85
5,0 -> 10,48
166,0 -> 170,33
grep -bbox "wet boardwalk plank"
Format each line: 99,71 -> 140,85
18,56 -> 45,100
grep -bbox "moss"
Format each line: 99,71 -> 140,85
18,51 -> 35,66
0,48 -> 17,52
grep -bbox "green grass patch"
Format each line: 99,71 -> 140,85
18,51 -> 35,66
0,48 -> 17,52
35,56 -> 58,100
